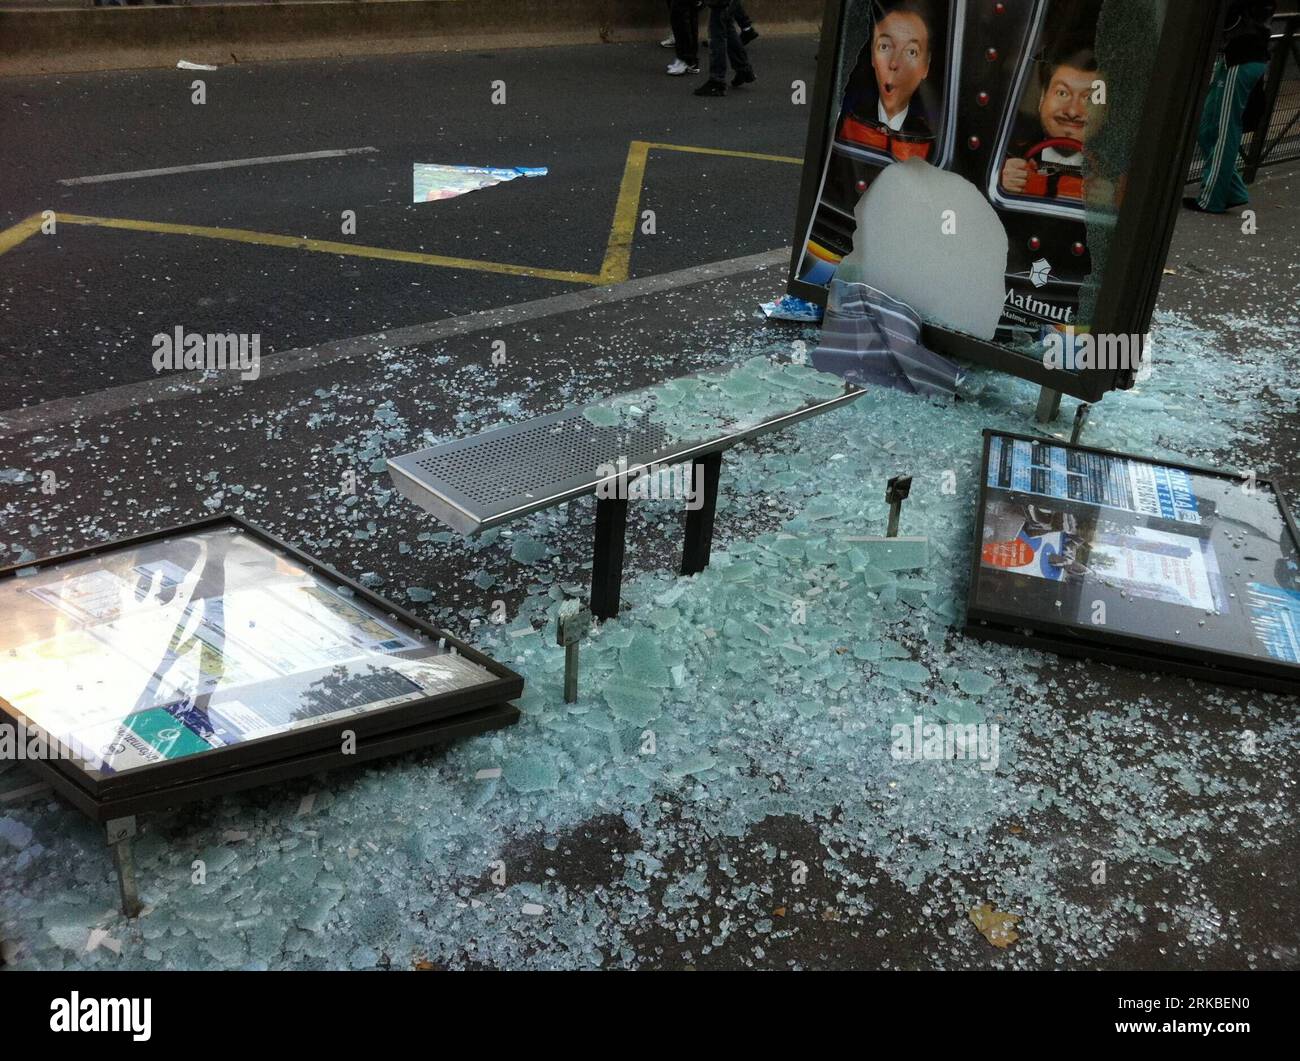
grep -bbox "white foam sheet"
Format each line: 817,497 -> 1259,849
838,158 -> 1009,341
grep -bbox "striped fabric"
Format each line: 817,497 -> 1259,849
811,279 -> 966,398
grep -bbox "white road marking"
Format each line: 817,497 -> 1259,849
58,146 -> 379,186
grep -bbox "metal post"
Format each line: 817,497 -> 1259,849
1243,16 -> 1294,183
590,497 -> 628,621
1070,402 -> 1091,445
556,599 -> 592,702
885,475 -> 912,537
106,816 -> 143,918
1035,386 -> 1063,424
564,642 -> 579,703
681,451 -> 722,576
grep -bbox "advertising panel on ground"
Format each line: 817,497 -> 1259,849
0,517 -> 522,809
967,430 -> 1300,692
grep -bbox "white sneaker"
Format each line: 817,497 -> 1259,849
660,35 -> 675,48
667,59 -> 699,75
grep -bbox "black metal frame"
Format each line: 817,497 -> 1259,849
591,496 -> 629,621
0,514 -> 523,818
964,428 -> 1300,694
34,704 -> 520,824
787,0 -> 1224,402
1244,13 -> 1300,181
681,451 -> 723,576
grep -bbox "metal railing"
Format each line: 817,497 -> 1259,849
1188,12 -> 1300,184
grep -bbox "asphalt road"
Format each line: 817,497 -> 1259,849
0,37 -> 817,407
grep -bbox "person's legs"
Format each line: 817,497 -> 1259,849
1226,65 -> 1267,206
1196,60 -> 1267,211
706,2 -> 730,83
670,0 -> 699,66
726,1 -> 753,82
727,24 -> 751,75
1194,59 -> 1226,164
1227,155 -> 1251,209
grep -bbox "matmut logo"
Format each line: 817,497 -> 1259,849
50,993 -> 151,1041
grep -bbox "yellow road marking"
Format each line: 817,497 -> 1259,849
0,213 -> 45,256
643,142 -> 803,165
55,213 -> 601,284
598,141 -> 802,284
599,140 -> 652,284
2,143 -> 803,285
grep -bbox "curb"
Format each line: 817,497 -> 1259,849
0,248 -> 791,435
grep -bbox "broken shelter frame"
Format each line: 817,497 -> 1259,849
964,429 -> 1300,695
787,0 -> 1222,402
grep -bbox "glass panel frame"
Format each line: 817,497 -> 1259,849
966,429 -> 1300,694
0,515 -> 523,800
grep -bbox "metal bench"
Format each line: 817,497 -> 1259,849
388,362 -> 865,620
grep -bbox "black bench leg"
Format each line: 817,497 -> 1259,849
591,496 -> 629,621
681,451 -> 722,576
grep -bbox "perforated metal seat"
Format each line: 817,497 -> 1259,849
387,381 -> 863,536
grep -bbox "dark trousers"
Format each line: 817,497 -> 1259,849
707,1 -> 750,82
669,0 -> 699,65
1195,56 -> 1268,210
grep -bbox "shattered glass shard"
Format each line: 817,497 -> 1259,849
668,753 -> 717,779
878,660 -> 930,684
852,536 -> 929,572
603,680 -> 663,726
582,405 -> 623,428
954,670 -> 996,697
510,535 -> 549,564
503,754 -> 560,794
620,632 -> 671,688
